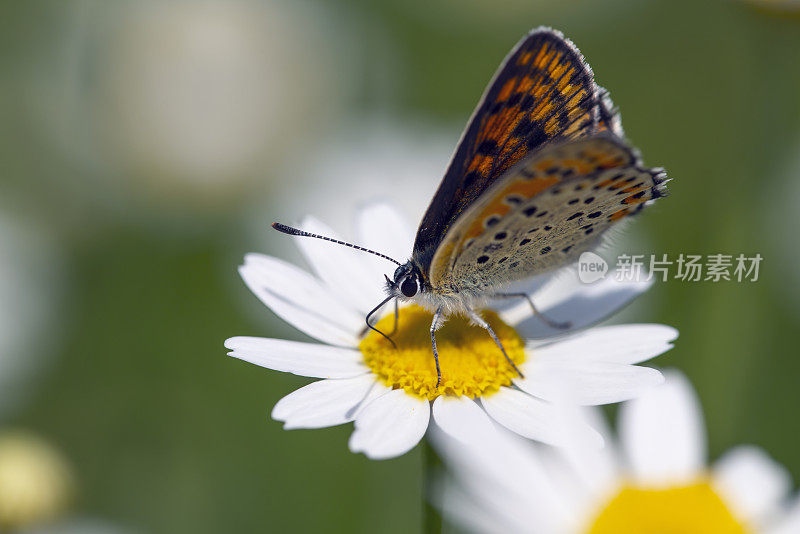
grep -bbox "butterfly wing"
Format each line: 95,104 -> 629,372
596,86 -> 624,137
413,28 -> 600,270
427,135 -> 667,291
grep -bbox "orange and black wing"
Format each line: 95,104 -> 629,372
413,27 -> 601,272
595,85 -> 624,137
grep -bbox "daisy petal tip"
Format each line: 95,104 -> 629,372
223,336 -> 243,350
225,350 -> 243,361
633,363 -> 665,382
637,277 -> 655,293
712,444 -> 792,521
651,368 -> 666,385
658,325 -> 680,343
237,266 -> 251,284
561,419 -> 606,450
241,252 -> 259,264
622,366 -> 666,399
270,403 -> 287,422
241,252 -> 272,269
587,426 -> 606,450
347,432 -> 389,460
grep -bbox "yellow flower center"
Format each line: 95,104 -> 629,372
359,305 -> 525,400
587,480 -> 749,534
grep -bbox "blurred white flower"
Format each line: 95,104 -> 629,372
20,518 -> 135,534
226,203 -> 676,459
36,0 -> 352,207
767,136 -> 800,317
0,213 -> 63,420
0,431 -> 73,531
435,369 -> 800,534
274,118 -> 455,231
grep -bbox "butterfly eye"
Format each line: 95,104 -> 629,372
400,276 -> 418,297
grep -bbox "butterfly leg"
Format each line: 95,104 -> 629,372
493,292 -> 572,330
364,295 -> 397,348
386,298 -> 399,336
467,309 -> 525,379
430,307 -> 444,387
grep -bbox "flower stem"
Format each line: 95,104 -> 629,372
422,438 -> 443,534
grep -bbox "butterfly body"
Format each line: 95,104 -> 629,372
278,27 -> 668,386
381,28 -> 667,382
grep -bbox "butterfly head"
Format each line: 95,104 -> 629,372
386,261 -> 423,300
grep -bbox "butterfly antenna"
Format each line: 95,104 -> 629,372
272,222 -> 402,266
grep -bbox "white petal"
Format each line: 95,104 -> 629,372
348,389 -> 430,459
535,442 -> 610,526
271,375 -> 390,429
767,495 -> 800,534
431,424 -> 576,532
432,396 -> 496,444
532,324 -> 678,365
296,217 -> 384,313
557,406 -> 621,497
510,269 -> 653,338
440,479 -> 527,534
619,369 -> 706,486
225,336 -> 367,378
239,253 -> 362,346
491,272 -> 554,314
480,388 -> 603,448
712,445 -> 792,526
516,361 -> 664,406
356,202 -> 415,275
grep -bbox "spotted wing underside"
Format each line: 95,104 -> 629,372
428,135 -> 668,291
413,28 -> 600,270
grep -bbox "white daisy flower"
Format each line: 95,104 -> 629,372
435,369 -> 800,534
225,202 -> 677,459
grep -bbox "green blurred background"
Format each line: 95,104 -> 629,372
1,0 -> 799,532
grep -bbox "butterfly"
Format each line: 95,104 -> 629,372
273,27 -> 668,386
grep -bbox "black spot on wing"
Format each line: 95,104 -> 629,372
463,171 -> 481,189
477,140 -> 498,155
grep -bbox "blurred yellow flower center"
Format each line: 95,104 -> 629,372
588,480 -> 748,534
359,305 -> 525,400
0,431 -> 73,531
